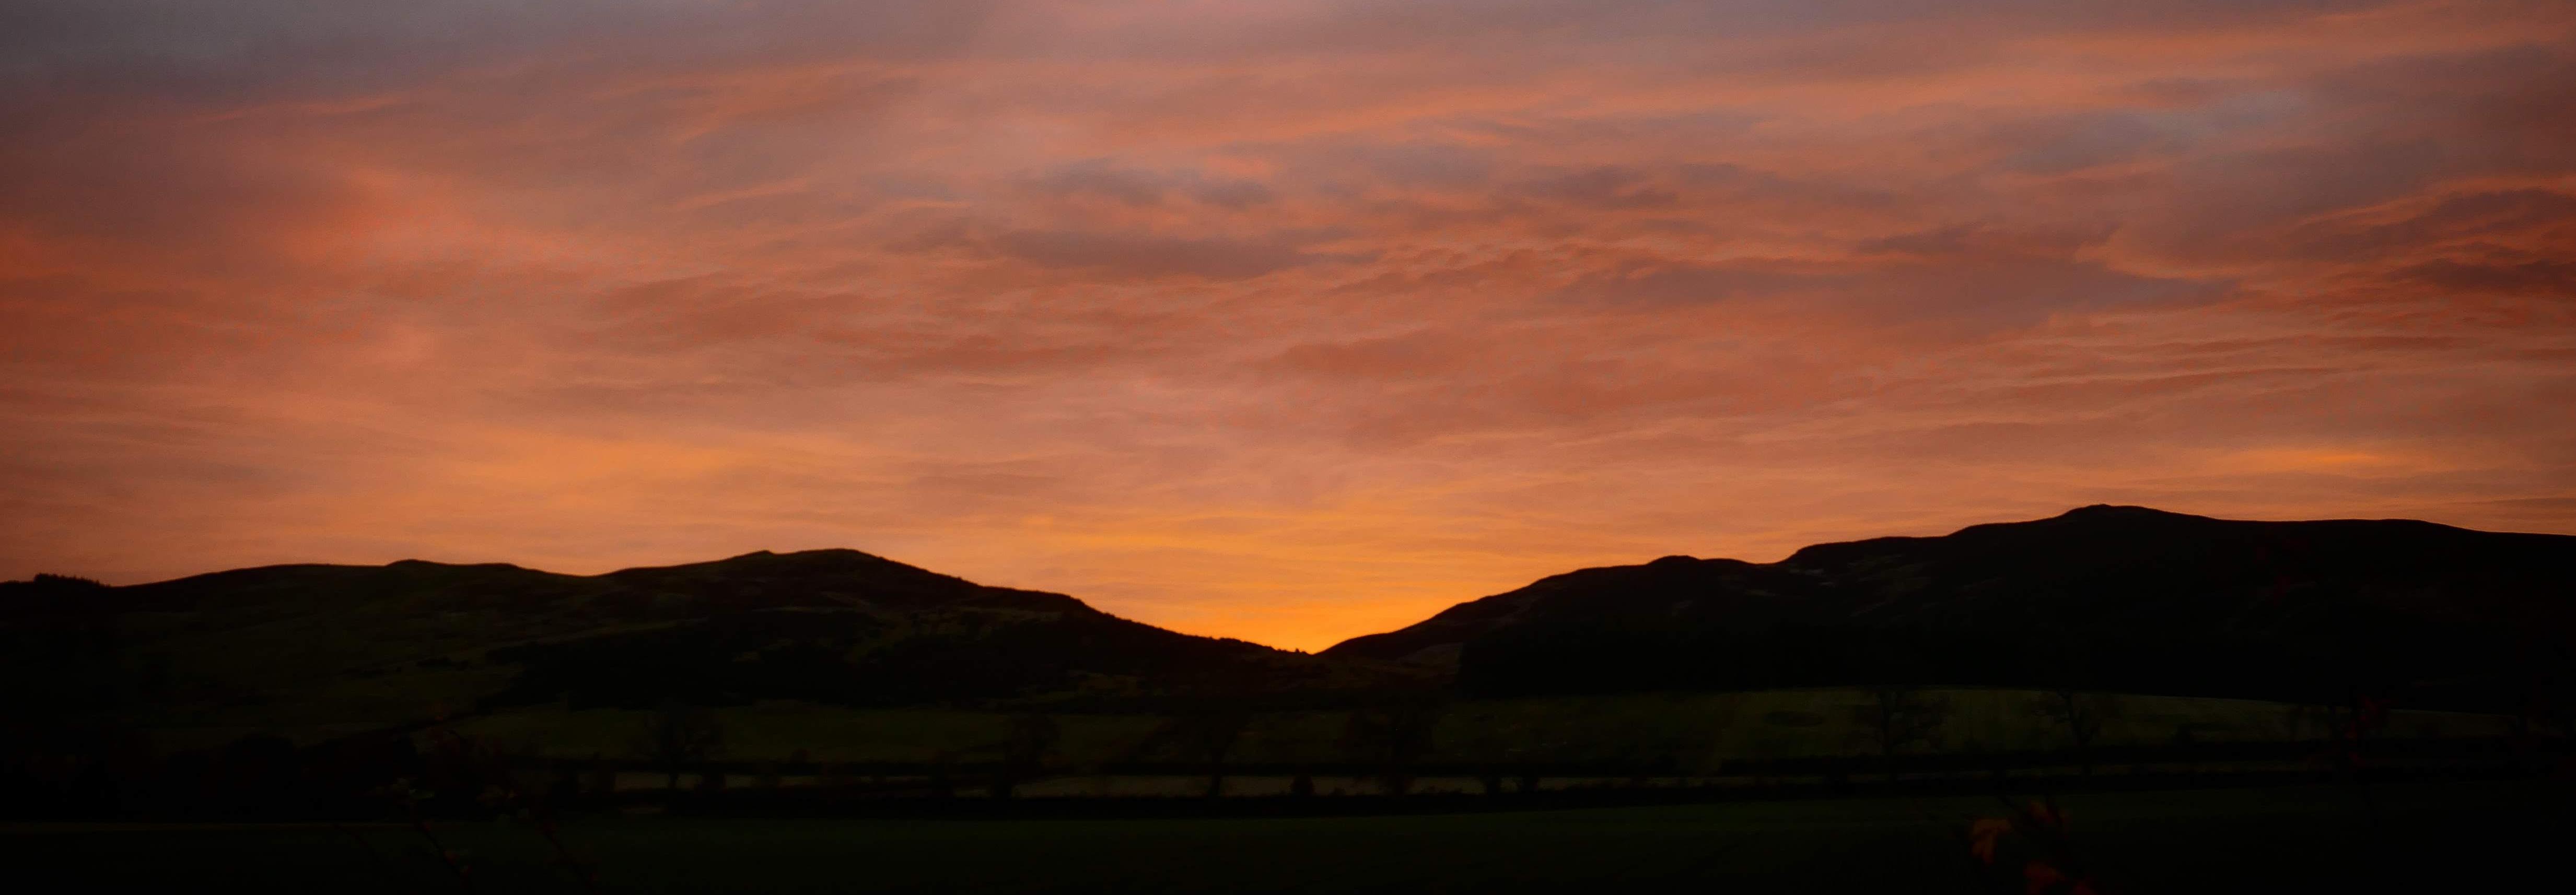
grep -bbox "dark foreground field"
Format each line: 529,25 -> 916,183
8,781 -> 2569,893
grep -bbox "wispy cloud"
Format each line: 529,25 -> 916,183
4,1 -> 2571,649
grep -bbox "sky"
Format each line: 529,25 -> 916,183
4,1 -> 2572,651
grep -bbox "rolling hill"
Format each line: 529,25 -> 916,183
0,549 -> 1402,741
9,505 -> 2572,747
1325,505 -> 2576,710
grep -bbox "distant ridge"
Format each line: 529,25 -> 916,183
0,548 -> 1406,734
1325,505 -> 2576,709
8,507 -> 2572,731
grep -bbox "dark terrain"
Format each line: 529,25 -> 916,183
3,507 -> 2570,895
15,504 -> 2568,733
1329,505 -> 2576,710
2,547 -> 1400,731
11,782 -> 2569,893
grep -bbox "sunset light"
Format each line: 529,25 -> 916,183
5,3 -> 2572,648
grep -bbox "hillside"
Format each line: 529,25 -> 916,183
1325,506 -> 2576,709
5,511 -> 2570,822
10,505 -> 2572,746
0,549 -> 1401,740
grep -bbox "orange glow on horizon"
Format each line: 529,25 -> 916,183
4,1 -> 2573,651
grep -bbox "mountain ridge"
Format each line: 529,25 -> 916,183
8,505 -> 2572,732
1,546 -> 1386,736
1321,505 -> 2575,710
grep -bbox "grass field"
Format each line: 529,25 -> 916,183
424,688 -> 2513,769
8,781 -> 2566,892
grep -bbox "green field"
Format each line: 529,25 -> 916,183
421,688 -> 2510,770
9,781 -> 2566,892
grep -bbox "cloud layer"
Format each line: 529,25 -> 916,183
5,1 -> 2573,649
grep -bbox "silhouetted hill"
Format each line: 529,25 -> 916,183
1326,506 -> 2576,709
1,549 -> 1402,735
11,509 -> 2572,738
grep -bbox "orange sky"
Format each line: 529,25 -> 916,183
4,1 -> 2573,651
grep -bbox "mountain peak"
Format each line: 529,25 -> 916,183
1325,506 -> 2574,708
2050,504 -> 2201,521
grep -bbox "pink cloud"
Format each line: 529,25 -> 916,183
3,0 -> 2572,650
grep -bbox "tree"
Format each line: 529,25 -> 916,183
635,701 -> 722,791
1182,710 -> 1249,799
1853,687 -> 1950,783
1139,709 -> 1250,798
993,714 -> 1059,799
2031,689 -> 2121,777
1343,700 -> 1440,795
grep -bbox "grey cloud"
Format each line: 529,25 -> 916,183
2397,259 -> 2576,294
1222,1 -> 2385,65
1995,112 -> 2189,175
990,230 -> 1325,281
1022,160 -> 1276,209
1557,239 -> 2229,328
1279,140 -> 1494,193
2278,189 -> 2576,260
1,1 -> 999,104
1516,167 -> 1679,209
1558,261 -> 1843,307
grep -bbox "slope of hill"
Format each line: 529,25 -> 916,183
10,506 -> 2571,744
0,549 -> 1396,739
1325,506 -> 2576,709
